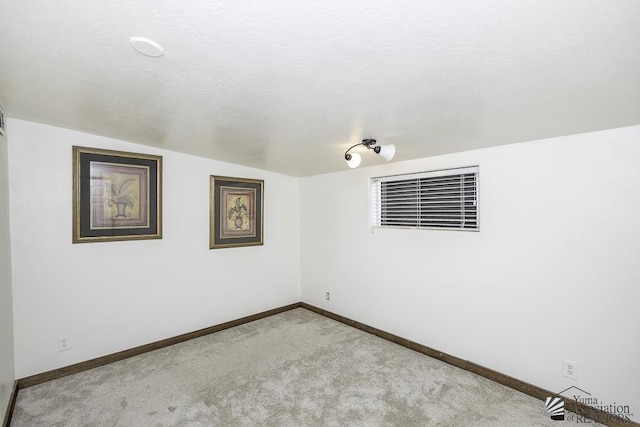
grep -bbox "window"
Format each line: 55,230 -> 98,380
370,166 -> 479,231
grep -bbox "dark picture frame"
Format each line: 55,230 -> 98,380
210,175 -> 264,249
72,146 -> 162,243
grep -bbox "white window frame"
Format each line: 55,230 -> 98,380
370,166 -> 479,231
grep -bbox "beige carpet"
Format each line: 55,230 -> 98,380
11,308 -> 600,426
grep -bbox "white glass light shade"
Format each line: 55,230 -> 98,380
377,144 -> 396,161
346,152 -> 362,168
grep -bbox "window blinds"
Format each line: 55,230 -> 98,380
371,166 -> 479,230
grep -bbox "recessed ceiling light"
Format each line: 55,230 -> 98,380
129,37 -> 164,57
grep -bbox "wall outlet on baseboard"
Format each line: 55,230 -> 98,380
58,335 -> 71,352
563,359 -> 577,380
325,292 -> 330,300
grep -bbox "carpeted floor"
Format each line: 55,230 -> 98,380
11,308 -> 601,426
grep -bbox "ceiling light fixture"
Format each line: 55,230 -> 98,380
129,37 -> 164,57
344,139 -> 396,168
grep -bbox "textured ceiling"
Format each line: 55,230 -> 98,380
1,0 -> 639,176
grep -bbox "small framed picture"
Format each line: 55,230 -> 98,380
72,146 -> 162,243
210,175 -> 264,249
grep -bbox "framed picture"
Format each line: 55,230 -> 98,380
72,146 -> 162,243
210,175 -> 263,249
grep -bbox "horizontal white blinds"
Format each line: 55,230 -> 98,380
371,166 -> 479,230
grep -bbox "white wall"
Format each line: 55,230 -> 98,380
8,119 -> 301,378
301,125 -> 640,422
0,126 -> 15,421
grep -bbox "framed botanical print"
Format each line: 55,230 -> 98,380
72,146 -> 162,243
210,175 -> 263,249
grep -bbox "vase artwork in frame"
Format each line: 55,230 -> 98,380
210,175 -> 264,249
72,146 -> 162,243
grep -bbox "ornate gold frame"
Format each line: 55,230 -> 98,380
210,175 -> 264,249
72,146 -> 162,243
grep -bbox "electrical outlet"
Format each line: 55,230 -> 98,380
58,336 -> 71,352
325,292 -> 330,300
563,359 -> 577,380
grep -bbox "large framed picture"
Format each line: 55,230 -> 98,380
210,175 -> 263,249
72,146 -> 162,243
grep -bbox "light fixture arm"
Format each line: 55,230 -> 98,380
344,139 -> 378,161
